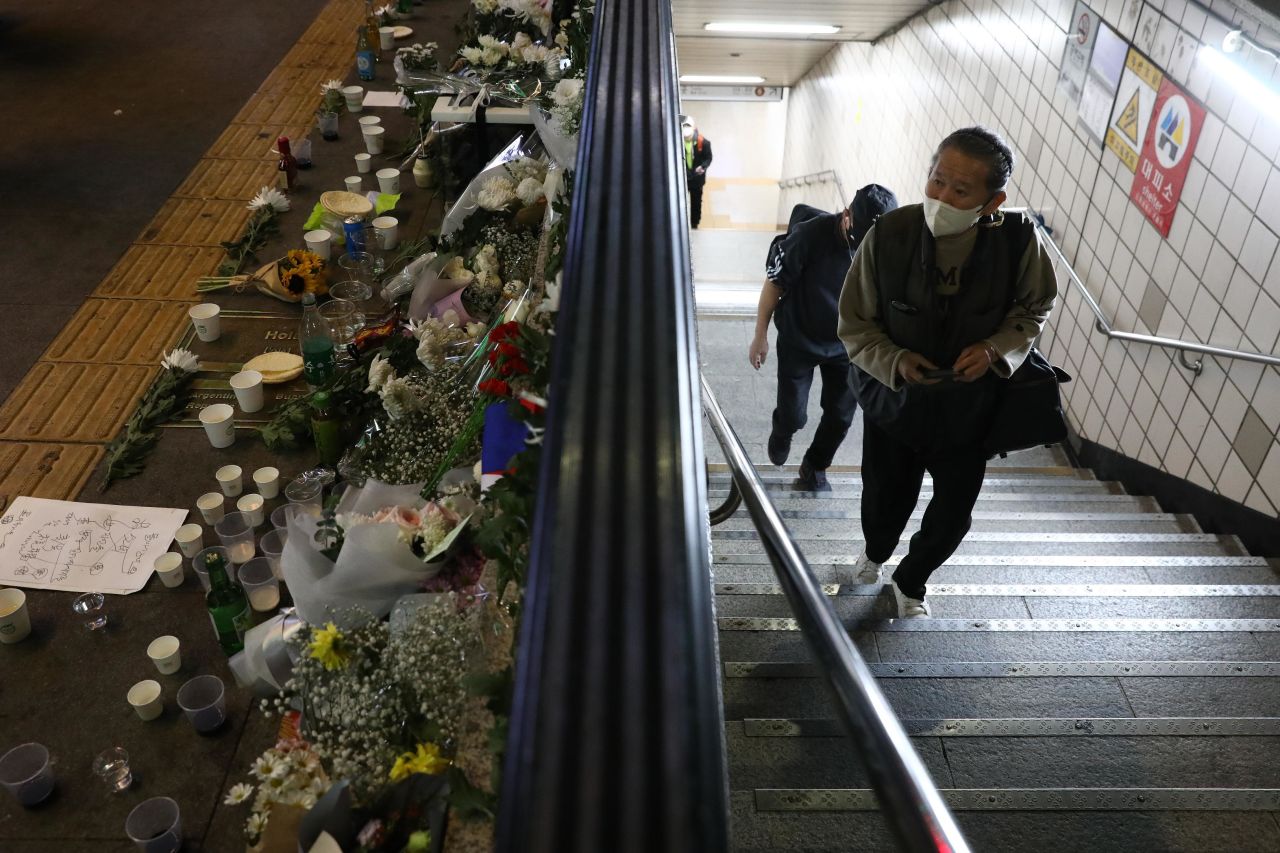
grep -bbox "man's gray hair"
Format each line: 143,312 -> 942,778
932,126 -> 1015,193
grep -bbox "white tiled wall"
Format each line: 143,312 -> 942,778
780,0 -> 1280,515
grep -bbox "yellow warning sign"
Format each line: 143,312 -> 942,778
1116,90 -> 1141,144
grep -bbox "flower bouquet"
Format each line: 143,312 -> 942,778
197,249 -> 330,302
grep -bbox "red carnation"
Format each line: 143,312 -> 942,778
490,322 -> 520,342
479,378 -> 511,396
498,341 -> 521,358
497,356 -> 530,377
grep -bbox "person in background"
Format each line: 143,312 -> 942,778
682,116 -> 713,229
750,185 -> 900,491
837,126 -> 1057,618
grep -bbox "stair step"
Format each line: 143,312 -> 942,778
715,554 -> 1270,567
716,513 -> 1197,533
747,493 -> 1156,508
715,539 -> 1239,559
724,661 -> 1280,679
718,616 -> 1280,632
716,583 -> 1280,596
708,479 -> 1122,495
723,675 -> 1279,719
711,563 -> 1280,585
751,788 -> 1280,812
742,717 -> 1280,737
706,463 -> 1091,478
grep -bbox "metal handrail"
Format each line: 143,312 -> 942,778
1017,208 -> 1280,375
700,373 -> 969,853
707,465 -> 741,525
779,169 -> 847,209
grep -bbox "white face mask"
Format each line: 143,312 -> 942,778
922,197 -> 983,237
681,126 -> 694,139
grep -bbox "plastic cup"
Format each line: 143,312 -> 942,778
125,796 -> 182,852
230,370 -> 264,413
342,85 -> 364,112
0,588 -> 31,644
199,404 -> 235,449
259,527 -> 288,579
344,175 -> 363,194
188,303 -> 221,342
72,592 -> 107,630
192,545 -> 232,591
239,558 -> 281,613
284,476 -> 324,515
236,493 -> 266,527
362,125 -> 385,154
215,464 -> 243,497
153,553 -> 184,589
270,503 -> 303,530
378,26 -> 395,50
358,115 -> 382,129
147,635 -> 182,675
174,523 -> 203,558
355,152 -> 373,174
252,466 -> 280,499
127,680 -> 163,721
215,512 -> 256,564
196,492 -> 224,525
375,168 -> 400,195
177,675 -> 226,733
304,229 -> 332,261
93,747 -> 133,793
319,299 -> 358,346
372,215 -> 399,250
0,743 -> 54,806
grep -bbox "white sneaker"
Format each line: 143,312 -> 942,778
837,553 -> 882,594
892,583 -> 931,618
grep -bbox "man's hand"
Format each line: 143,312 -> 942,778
695,166 -> 706,175
896,351 -> 941,385
749,335 -> 769,370
954,342 -> 998,382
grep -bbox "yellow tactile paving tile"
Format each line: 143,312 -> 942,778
256,64 -> 340,99
300,3 -> 365,45
0,363 -> 154,443
233,91 -> 322,127
96,246 -> 223,300
136,198 -> 252,247
205,122 -> 312,160
43,299 -> 191,366
278,40 -> 353,73
0,442 -> 104,513
173,159 -> 278,201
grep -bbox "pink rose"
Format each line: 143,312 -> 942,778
371,505 -> 423,531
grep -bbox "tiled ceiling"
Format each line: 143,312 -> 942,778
673,0 -> 936,86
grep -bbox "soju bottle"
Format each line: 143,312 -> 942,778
310,391 -> 342,466
204,550 -> 250,655
300,293 -> 336,387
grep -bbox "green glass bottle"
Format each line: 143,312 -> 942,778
310,391 -> 343,467
300,292 -> 336,387
204,550 -> 251,655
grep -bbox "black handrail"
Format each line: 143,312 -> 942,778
495,0 -> 729,849
708,463 -> 742,525
700,373 -> 970,853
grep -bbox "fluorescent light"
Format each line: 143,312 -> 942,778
704,22 -> 840,35
679,74 -> 766,84
1197,45 -> 1280,118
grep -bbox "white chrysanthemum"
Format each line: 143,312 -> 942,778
479,46 -> 505,66
460,46 -> 482,65
555,29 -> 569,49
512,32 -> 532,50
473,0 -> 498,12
551,77 -> 584,108
374,3 -> 399,19
476,34 -> 508,53
465,322 -> 488,339
248,186 -> 290,214
161,347 -> 200,374
517,176 -> 546,205
224,783 -> 254,805
506,156 -> 546,183
247,812 -> 269,838
365,353 -> 395,393
251,752 -> 284,781
321,79 -> 344,94
380,377 -> 423,420
476,175 -> 517,211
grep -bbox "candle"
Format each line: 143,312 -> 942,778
249,586 -> 280,612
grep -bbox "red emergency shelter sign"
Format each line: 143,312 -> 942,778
1129,78 -> 1204,237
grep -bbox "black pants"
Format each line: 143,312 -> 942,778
772,346 -> 857,470
861,417 -> 987,599
689,179 -> 704,227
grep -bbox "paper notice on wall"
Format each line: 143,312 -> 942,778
1078,21 -> 1127,144
0,497 -> 188,595
1057,1 -> 1100,104
1105,48 -> 1163,172
1129,78 -> 1205,237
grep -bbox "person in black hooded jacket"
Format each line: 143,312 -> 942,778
749,184 -> 899,491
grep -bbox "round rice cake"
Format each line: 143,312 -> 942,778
242,352 -> 304,384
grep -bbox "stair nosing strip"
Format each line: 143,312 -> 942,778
718,617 -> 1280,632
740,716 -> 1280,736
714,583 -> 1280,596
752,788 -> 1280,811
723,661 -> 1280,678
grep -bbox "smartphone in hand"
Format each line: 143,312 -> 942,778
920,368 -> 959,381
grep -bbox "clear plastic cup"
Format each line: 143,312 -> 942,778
284,476 -> 323,517
238,558 -> 281,613
259,528 -> 288,578
0,743 -> 55,806
93,747 -> 132,793
270,504 -> 302,530
214,512 -> 256,564
177,675 -> 226,733
125,796 -> 182,852
72,592 -> 108,630
319,299 -> 359,346
192,545 -> 232,591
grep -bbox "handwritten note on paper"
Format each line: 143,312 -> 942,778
0,497 -> 188,595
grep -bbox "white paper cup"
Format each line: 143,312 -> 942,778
196,492 -> 225,525
199,404 -> 235,449
230,370 -> 264,414
342,85 -> 364,112
153,553 -> 184,589
236,493 -> 266,527
378,26 -> 395,50
215,464 -> 243,497
358,115 -> 382,129
174,523 -> 203,558
188,303 -> 221,342
147,635 -> 182,676
252,466 -> 280,499
363,125 -> 385,154
304,229 -> 332,260
344,175 -> 363,194
372,215 -> 399,250
127,680 -> 163,722
375,168 -> 400,195
355,152 -> 373,174
0,588 -> 31,644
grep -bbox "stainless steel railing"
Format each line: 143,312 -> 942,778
779,169 -> 847,211
700,373 -> 970,853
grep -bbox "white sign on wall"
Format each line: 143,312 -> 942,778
680,85 -> 784,101
1058,1 -> 1100,104
1078,20 -> 1128,144
1105,48 -> 1163,172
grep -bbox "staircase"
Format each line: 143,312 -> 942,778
709,458 -> 1280,852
